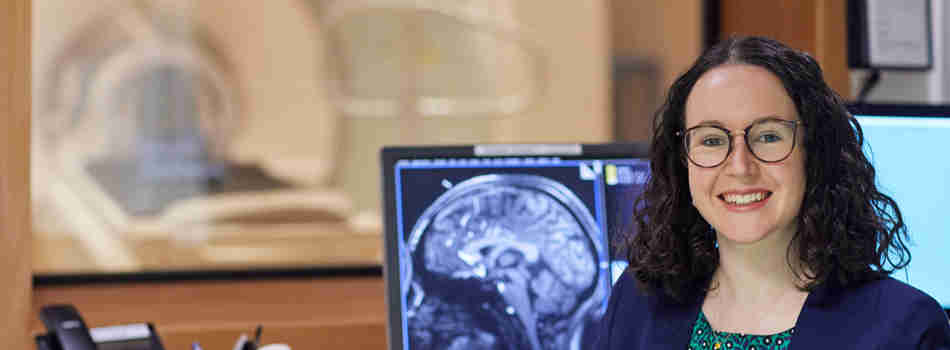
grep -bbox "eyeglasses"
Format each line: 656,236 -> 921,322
677,118 -> 803,168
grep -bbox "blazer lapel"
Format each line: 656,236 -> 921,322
649,292 -> 703,348
788,278 -> 841,349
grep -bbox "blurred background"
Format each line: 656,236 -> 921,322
30,0 -> 707,276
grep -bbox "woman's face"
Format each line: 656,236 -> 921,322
683,64 -> 806,246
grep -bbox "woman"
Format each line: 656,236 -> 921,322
596,36 -> 950,349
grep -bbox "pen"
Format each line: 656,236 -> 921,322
233,334 -> 248,350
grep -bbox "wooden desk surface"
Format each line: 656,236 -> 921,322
32,276 -> 388,349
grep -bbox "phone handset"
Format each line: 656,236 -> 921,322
39,304 -> 98,350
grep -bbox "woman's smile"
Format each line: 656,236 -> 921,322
718,189 -> 772,211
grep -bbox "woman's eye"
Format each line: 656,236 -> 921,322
701,136 -> 727,146
756,133 -> 782,143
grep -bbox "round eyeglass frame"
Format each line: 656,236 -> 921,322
676,118 -> 804,168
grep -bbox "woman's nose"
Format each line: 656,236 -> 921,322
723,134 -> 758,176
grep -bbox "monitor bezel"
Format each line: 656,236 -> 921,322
379,142 -> 650,350
848,103 -> 950,118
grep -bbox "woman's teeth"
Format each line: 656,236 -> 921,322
722,192 -> 768,205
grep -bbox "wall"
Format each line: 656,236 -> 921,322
1,1 -> 32,348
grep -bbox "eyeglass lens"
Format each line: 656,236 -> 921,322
684,120 -> 796,167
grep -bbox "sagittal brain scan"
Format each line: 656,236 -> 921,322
402,174 -> 607,350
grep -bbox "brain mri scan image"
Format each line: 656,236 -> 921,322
402,174 -> 608,350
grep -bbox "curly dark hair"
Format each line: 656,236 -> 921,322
623,36 -> 910,302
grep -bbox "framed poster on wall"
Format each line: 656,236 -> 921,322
848,0 -> 933,70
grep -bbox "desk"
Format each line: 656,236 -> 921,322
32,276 -> 387,349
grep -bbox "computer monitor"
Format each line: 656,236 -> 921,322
380,143 -> 649,350
850,103 -> 950,310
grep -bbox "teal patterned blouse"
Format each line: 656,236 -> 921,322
688,312 -> 794,350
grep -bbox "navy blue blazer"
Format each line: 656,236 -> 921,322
594,271 -> 950,349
